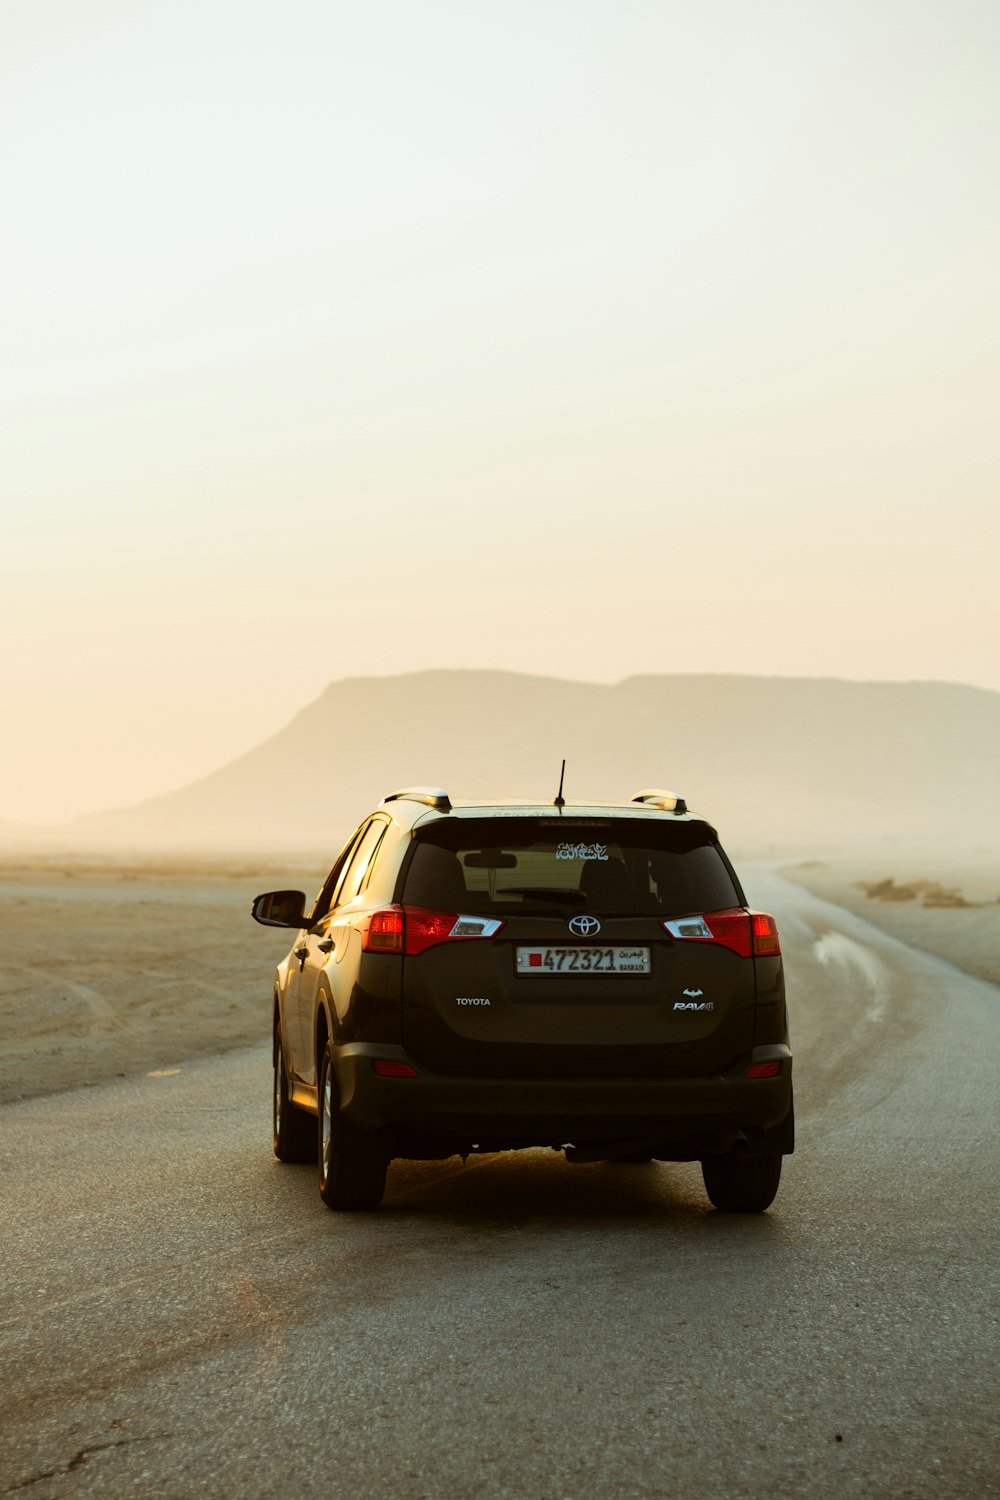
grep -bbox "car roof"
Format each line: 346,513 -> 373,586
453,800 -> 702,820
377,794 -> 714,834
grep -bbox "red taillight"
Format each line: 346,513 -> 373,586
745,1060 -> 782,1079
663,908 -> 781,958
372,1059 -> 419,1078
362,906 -> 504,956
703,909 -> 754,957
750,912 -> 781,956
363,907 -> 404,953
404,907 -> 504,955
404,907 -> 459,955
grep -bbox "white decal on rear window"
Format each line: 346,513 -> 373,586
555,842 -> 609,862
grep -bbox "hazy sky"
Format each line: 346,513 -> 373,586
2,0 -> 999,823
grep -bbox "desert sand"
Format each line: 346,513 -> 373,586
780,854 -> 1000,990
0,852 -> 323,1106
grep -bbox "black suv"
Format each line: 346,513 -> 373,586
252,788 -> 793,1214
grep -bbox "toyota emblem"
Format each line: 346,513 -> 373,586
568,914 -> 601,937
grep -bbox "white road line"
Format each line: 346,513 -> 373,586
811,930 -> 889,1023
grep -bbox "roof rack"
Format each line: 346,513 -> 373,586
383,786 -> 452,812
631,788 -> 688,815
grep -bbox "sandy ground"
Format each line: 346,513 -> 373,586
779,853 -> 1000,990
0,853 -> 325,1106
2,849 -> 997,1109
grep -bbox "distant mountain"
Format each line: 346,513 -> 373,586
55,671 -> 1000,854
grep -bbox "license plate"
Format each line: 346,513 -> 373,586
515,946 -> 650,975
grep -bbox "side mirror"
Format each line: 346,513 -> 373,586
251,890 -> 308,929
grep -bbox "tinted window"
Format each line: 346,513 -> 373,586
335,819 -> 388,907
403,818 -> 739,915
310,823 -> 368,922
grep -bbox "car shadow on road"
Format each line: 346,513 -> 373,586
254,1156 -> 794,1337
265,1153 -> 795,1260
371,1152 -> 788,1237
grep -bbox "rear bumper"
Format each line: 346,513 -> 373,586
333,1042 -> 793,1156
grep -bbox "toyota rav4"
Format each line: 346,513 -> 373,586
251,787 -> 793,1214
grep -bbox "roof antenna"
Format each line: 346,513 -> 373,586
554,758 -> 566,809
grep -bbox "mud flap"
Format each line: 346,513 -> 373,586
756,1097 -> 795,1156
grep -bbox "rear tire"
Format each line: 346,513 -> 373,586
318,1039 -> 388,1210
701,1152 -> 782,1213
273,1020 -> 315,1163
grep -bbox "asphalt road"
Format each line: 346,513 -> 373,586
1,871 -> 998,1499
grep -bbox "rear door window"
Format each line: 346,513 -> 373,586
310,823 -> 368,923
335,818 -> 389,908
402,818 -> 740,916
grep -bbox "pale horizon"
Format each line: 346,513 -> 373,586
5,665 -> 997,833
3,0 -> 999,823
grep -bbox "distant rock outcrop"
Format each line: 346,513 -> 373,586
48,671 -> 1000,852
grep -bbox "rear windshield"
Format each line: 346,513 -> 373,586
402,818 -> 740,916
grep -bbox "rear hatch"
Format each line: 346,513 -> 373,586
398,814 -> 755,1077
